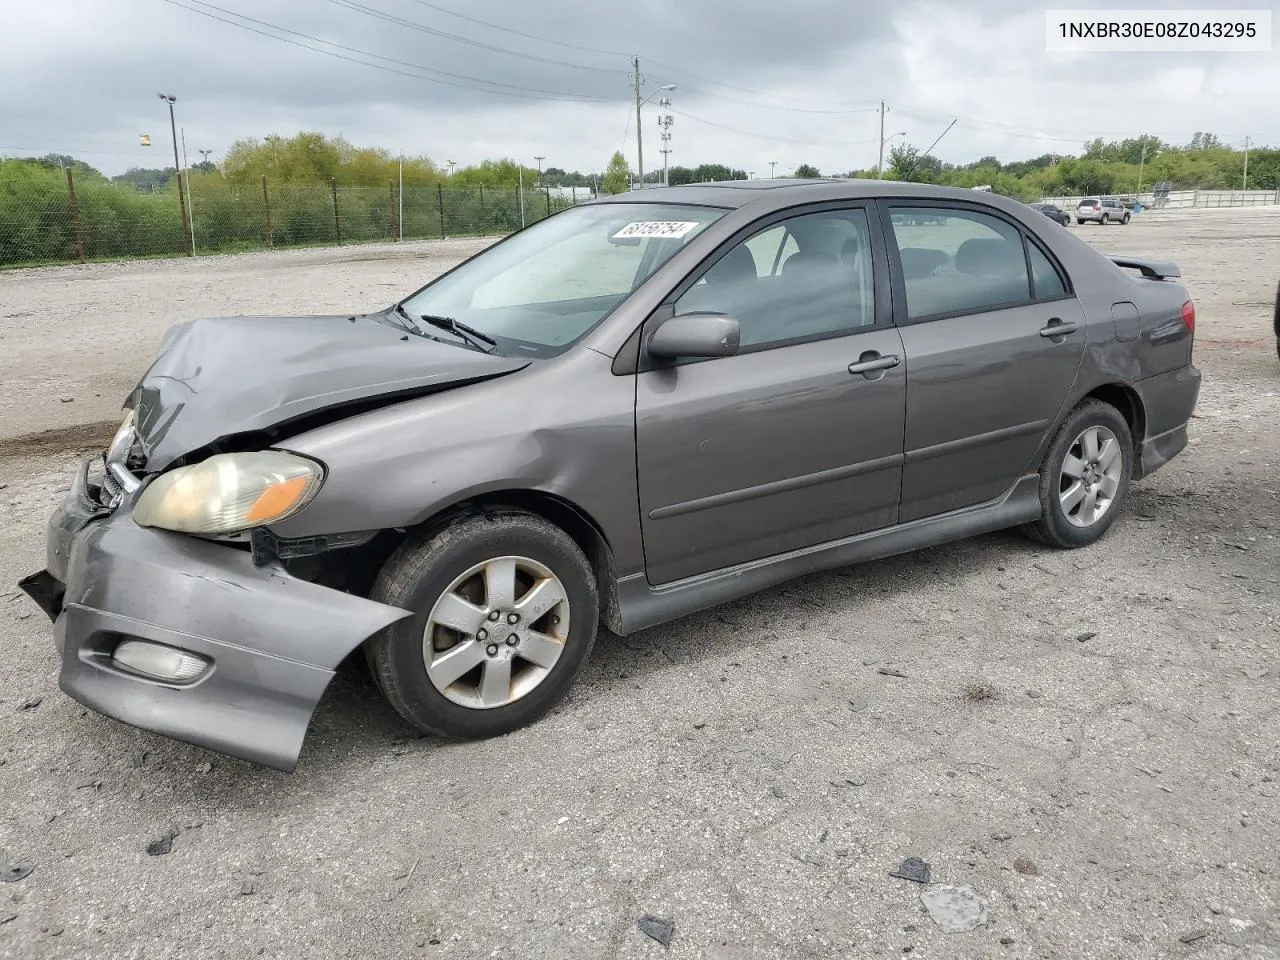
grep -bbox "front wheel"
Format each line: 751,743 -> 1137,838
1122,213 -> 1131,224
366,510 -> 600,740
1021,400 -> 1134,549
1077,218 -> 1086,225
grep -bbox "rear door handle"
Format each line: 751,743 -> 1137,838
848,353 -> 901,376
1039,319 -> 1080,338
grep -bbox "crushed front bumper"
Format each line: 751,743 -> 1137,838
18,460 -> 412,772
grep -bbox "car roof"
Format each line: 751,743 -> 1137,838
585,178 -> 1034,215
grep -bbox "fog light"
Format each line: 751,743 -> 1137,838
112,640 -> 210,683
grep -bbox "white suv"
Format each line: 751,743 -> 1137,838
1077,197 -> 1130,225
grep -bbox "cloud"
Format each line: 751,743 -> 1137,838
2,0 -> 1276,178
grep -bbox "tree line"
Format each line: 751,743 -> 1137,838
3,130 -> 1276,266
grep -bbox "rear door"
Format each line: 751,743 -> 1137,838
882,201 -> 1086,522
634,204 -> 906,585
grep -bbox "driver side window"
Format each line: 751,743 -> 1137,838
674,209 -> 875,349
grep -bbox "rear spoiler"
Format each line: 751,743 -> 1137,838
1109,255 -> 1180,280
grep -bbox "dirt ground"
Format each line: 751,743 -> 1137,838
1,210 -> 1277,960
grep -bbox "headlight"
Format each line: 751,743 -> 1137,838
106,409 -> 137,465
133,451 -> 324,535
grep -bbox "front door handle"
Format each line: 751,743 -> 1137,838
1039,318 -> 1080,339
848,352 -> 901,377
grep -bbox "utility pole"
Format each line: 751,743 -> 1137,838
633,57 -> 645,190
769,161 -> 777,179
534,155 -> 545,187
398,154 -> 404,241
1242,136 -> 1250,190
877,101 -> 886,177
157,94 -> 192,256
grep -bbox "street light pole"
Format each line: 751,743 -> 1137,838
769,161 -> 777,179
157,93 -> 192,256
631,57 -> 675,190
534,155 -> 545,187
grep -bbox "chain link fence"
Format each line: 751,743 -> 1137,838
0,172 -> 592,268
1035,188 -> 1280,210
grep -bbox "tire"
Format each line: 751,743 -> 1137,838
1077,219 -> 1086,225
1021,400 -> 1134,549
366,510 -> 600,740
1100,213 -> 1109,225
1122,213 -> 1131,225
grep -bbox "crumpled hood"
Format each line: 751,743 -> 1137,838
126,313 -> 529,472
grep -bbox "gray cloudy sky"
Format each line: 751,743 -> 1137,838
3,0 -> 1277,177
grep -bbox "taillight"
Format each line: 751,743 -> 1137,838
1181,300 -> 1195,334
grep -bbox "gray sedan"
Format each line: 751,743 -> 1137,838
20,180 -> 1201,771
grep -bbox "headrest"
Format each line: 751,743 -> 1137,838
955,238 -> 1022,276
782,250 -> 839,275
705,244 -> 757,284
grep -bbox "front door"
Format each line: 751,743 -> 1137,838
883,202 -> 1087,522
634,206 -> 907,585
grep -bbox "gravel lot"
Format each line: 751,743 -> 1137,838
1,210 -> 1278,960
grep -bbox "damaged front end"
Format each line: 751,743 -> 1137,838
16,311 -> 532,771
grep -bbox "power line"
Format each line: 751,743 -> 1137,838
161,0 -> 619,103
403,0 -> 630,58
668,108 -> 880,147
400,0 -> 888,108
321,0 -> 628,76
650,78 -> 882,115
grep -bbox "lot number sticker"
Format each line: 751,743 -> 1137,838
611,221 -> 700,240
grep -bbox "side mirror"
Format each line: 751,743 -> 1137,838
647,312 -> 741,359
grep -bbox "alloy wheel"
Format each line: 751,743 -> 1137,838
421,555 -> 571,709
1059,425 -> 1124,527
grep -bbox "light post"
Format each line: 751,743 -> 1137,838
534,155 -> 545,187
877,129 -> 906,177
447,160 -> 456,176
1136,144 -> 1157,195
157,93 -> 192,256
633,75 -> 676,189
197,148 -> 213,168
769,161 -> 777,179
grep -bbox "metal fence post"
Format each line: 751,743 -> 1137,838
261,175 -> 273,249
478,184 -> 485,230
65,167 -> 86,264
437,183 -> 446,237
331,178 -> 342,245
545,187 -> 551,218
389,180 -> 396,240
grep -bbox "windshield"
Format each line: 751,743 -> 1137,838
399,202 -> 728,357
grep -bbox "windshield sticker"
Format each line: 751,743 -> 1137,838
611,220 -> 700,240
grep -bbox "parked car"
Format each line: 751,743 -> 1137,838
19,180 -> 1201,771
1274,279 -> 1280,361
1030,202 -> 1071,226
1077,197 -> 1131,225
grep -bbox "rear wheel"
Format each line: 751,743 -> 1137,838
1077,218 -> 1086,225
366,510 -> 600,740
1100,213 -> 1110,225
1021,400 -> 1133,549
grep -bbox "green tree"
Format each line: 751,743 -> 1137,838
794,163 -> 822,178
601,151 -> 631,194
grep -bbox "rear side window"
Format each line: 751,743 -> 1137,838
1080,198 -> 1099,205
1027,241 -> 1067,299
888,207 -> 1031,319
